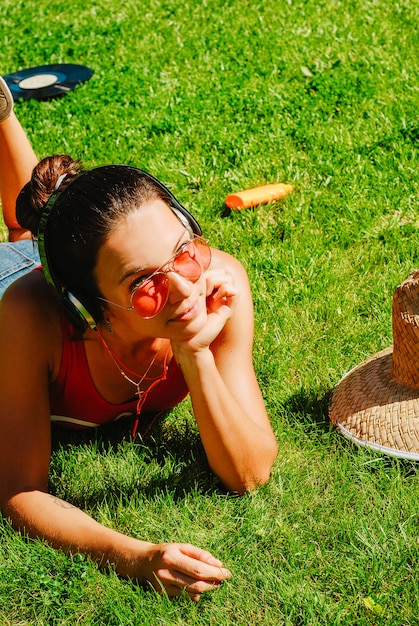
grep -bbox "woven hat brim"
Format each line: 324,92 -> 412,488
329,346 -> 419,459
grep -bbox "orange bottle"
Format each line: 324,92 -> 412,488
225,183 -> 293,210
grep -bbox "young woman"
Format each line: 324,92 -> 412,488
0,77 -> 277,600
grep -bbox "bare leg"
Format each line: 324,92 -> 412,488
0,112 -> 38,241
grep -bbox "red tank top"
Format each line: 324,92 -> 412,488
49,314 -> 189,432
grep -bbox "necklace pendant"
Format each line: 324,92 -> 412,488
136,386 -> 143,399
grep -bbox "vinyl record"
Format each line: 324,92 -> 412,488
4,63 -> 93,101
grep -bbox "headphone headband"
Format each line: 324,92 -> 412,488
134,167 -> 202,236
37,190 -> 60,287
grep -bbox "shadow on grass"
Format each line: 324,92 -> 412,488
281,387 -> 419,478
50,412 -> 226,502
134,417 -> 225,498
281,387 -> 332,432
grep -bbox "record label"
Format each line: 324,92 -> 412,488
19,74 -> 61,90
4,64 -> 93,101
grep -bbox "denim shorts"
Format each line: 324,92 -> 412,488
0,240 -> 41,299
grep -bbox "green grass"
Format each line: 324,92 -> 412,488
1,0 -> 419,623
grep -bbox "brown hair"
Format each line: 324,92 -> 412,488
15,156 -> 196,324
16,155 -> 83,234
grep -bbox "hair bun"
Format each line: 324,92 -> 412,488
16,154 -> 83,235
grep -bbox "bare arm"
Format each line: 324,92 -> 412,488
6,490 -> 228,600
0,112 -> 38,241
0,274 -> 230,599
171,251 -> 278,494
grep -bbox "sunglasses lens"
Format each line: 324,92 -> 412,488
173,239 -> 211,280
132,273 -> 169,318
129,239 -> 210,319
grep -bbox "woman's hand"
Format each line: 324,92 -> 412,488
201,268 -> 240,345
173,269 -> 239,356
141,542 -> 231,601
205,268 -> 239,315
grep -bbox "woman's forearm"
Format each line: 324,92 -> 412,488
3,489 -> 232,599
4,490 -> 153,578
172,347 -> 277,493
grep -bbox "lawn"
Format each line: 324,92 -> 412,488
1,0 -> 419,624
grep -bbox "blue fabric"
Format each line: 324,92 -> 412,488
0,240 -> 40,298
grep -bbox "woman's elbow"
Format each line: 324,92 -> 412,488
230,440 -> 278,495
233,470 -> 273,495
250,437 -> 278,490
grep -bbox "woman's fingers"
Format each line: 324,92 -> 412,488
149,576 -> 224,601
148,543 -> 231,599
158,543 -> 231,583
160,575 -> 223,595
205,269 -> 239,315
205,269 -> 237,298
176,543 -> 228,571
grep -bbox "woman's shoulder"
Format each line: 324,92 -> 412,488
2,268 -> 55,303
210,247 -> 251,290
0,270 -> 62,335
0,270 -> 64,379
210,246 -> 247,272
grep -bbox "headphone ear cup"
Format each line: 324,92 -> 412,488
62,290 -> 97,330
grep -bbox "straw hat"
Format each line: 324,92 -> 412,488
329,270 -> 419,460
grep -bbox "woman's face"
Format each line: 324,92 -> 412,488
94,199 -> 209,338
